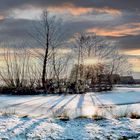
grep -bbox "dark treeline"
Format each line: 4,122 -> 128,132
0,10 -> 132,95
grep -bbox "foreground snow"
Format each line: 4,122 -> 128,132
0,115 -> 140,140
0,87 -> 140,118
0,87 -> 140,140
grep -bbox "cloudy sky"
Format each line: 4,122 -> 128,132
0,0 -> 140,78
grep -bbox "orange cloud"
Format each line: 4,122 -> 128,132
92,7 -> 121,16
87,23 -> 140,37
122,49 -> 140,56
0,15 -> 4,20
48,4 -> 93,16
48,4 -> 121,16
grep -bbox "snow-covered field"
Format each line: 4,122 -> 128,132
0,116 -> 140,140
0,86 -> 140,140
0,87 -> 140,118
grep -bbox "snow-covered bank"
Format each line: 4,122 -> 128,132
0,115 -> 140,140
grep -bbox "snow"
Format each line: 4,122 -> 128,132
0,87 -> 140,118
0,116 -> 140,140
0,86 -> 140,139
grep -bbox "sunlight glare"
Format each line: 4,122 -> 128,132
84,58 -> 99,65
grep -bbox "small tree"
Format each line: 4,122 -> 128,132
0,45 -> 36,89
51,47 -> 71,93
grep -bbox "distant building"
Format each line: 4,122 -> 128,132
119,76 -> 135,84
134,79 -> 140,84
98,75 -> 135,85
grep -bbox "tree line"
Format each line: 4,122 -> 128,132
0,10 -> 132,94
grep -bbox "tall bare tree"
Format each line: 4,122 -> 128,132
29,10 -> 66,89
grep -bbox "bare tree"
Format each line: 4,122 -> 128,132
51,47 -> 71,93
70,33 -> 132,91
29,10 -> 66,89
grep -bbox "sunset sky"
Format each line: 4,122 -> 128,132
0,0 -> 140,78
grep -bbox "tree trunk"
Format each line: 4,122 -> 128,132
42,32 -> 49,89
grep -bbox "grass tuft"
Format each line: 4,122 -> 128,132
130,112 -> 140,119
